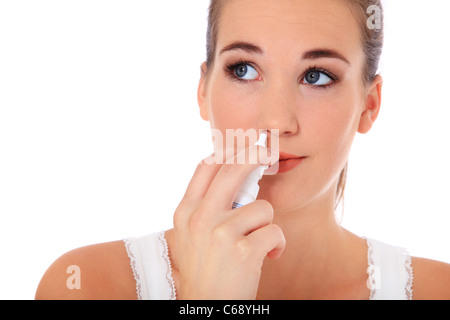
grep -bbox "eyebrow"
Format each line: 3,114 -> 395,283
219,41 -> 264,56
302,48 -> 351,65
219,41 -> 351,65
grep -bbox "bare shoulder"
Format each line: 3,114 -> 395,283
412,256 -> 450,300
35,240 -> 137,300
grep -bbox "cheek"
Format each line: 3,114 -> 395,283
207,78 -> 262,155
208,78 -> 258,131
303,89 -> 361,165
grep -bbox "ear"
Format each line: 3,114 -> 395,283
358,75 -> 383,134
197,61 -> 210,121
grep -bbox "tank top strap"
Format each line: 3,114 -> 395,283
123,231 -> 176,300
365,238 -> 414,300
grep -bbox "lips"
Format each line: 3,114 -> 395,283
278,151 -> 303,161
275,151 -> 306,174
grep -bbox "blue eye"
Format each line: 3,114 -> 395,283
225,61 -> 260,83
303,70 -> 334,86
233,63 -> 259,80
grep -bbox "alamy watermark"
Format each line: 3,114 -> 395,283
201,128 -> 280,168
367,5 -> 382,30
66,265 -> 81,290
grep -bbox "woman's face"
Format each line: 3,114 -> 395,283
198,0 -> 381,212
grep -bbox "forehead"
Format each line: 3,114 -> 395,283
216,0 -> 362,62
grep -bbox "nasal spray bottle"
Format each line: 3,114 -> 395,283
232,131 -> 268,209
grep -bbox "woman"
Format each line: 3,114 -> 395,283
35,0 -> 450,300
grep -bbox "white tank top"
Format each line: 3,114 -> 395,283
123,231 -> 414,300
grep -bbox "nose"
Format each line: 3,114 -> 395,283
256,78 -> 299,136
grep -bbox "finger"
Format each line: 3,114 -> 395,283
219,200 -> 274,236
174,154 -> 223,228
180,154 -> 222,206
203,145 -> 276,210
246,224 -> 286,260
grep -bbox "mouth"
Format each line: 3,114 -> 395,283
275,151 -> 306,174
278,151 -> 303,161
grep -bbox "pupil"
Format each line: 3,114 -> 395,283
235,64 -> 247,78
306,71 -> 320,84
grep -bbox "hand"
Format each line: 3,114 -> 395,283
173,145 -> 285,299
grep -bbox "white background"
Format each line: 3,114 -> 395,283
0,0 -> 449,299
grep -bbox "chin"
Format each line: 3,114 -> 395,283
258,173 -> 337,213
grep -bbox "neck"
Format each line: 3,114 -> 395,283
257,189 -> 366,299
272,188 -> 343,263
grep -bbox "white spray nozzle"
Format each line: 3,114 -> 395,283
256,131 -> 269,171
256,131 -> 267,148
232,130 -> 268,209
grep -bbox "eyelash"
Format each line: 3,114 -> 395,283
225,59 -> 259,84
224,59 -> 339,89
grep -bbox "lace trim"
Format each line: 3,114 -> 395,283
365,237 -> 414,300
123,238 -> 143,300
365,238 -> 377,300
404,251 -> 414,300
159,232 -> 177,300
